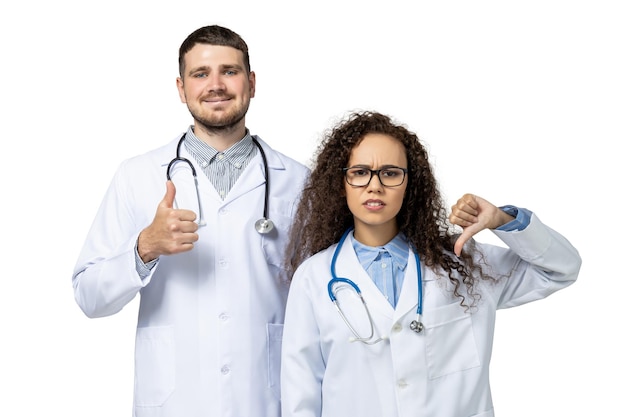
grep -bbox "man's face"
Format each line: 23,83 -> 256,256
176,44 -> 255,133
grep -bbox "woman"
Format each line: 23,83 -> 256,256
280,110 -> 581,417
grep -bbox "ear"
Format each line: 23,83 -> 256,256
176,77 -> 187,104
248,71 -> 256,98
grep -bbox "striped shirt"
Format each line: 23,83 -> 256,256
182,126 -> 257,200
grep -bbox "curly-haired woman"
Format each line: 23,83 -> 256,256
280,110 -> 581,417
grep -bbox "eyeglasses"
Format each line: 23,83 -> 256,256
342,166 -> 408,187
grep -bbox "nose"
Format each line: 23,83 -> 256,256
206,73 -> 226,93
366,172 -> 384,192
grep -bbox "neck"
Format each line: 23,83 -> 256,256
353,223 -> 399,247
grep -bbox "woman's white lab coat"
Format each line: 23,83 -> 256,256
73,134 -> 309,417
281,214 -> 581,417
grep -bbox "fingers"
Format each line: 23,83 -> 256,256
449,193 -> 479,227
449,193 -> 506,256
448,193 -> 486,256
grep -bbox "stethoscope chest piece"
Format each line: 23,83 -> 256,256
255,218 -> 274,234
410,320 -> 424,333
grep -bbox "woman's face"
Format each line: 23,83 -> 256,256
344,133 -> 408,246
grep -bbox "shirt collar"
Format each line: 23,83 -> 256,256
351,231 -> 410,271
183,126 -> 255,166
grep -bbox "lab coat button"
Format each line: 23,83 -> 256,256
397,379 -> 408,388
219,313 -> 229,321
220,365 -> 230,375
392,323 -> 402,333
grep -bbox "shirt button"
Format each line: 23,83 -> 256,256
200,161 -> 208,168
217,153 -> 225,160
220,365 -> 230,375
392,323 -> 402,333
218,259 -> 229,268
381,263 -> 387,268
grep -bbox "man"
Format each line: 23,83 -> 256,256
72,25 -> 309,417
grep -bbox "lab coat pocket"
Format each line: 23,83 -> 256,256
267,323 -> 283,400
424,303 -> 480,379
134,326 -> 175,407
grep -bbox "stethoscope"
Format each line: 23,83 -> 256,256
327,228 -> 424,345
166,133 -> 274,234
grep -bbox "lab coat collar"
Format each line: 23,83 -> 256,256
158,134 -> 286,205
335,232 -> 423,322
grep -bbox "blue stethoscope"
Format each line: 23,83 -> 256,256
166,133 -> 274,234
327,228 -> 424,344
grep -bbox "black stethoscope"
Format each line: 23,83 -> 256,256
327,228 -> 424,344
166,133 -> 274,234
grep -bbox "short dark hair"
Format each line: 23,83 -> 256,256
178,25 -> 250,77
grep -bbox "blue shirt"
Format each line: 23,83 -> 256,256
352,232 -> 410,308
351,206 -> 531,308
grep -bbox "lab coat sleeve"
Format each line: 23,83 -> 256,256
281,268 -> 325,417
490,212 -> 582,308
72,161 -> 154,318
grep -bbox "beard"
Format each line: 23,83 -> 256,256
188,96 -> 250,134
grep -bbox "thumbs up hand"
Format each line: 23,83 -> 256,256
137,181 -> 199,263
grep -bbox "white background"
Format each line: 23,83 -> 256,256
1,1 -> 623,415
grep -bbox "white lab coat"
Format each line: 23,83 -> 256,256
73,134 -> 309,417
281,214 -> 581,417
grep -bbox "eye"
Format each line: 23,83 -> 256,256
381,169 -> 399,178
350,168 -> 370,177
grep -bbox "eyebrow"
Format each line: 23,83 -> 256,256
188,63 -> 244,74
348,164 -> 405,169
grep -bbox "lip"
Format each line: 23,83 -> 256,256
203,96 -> 232,104
363,199 -> 385,211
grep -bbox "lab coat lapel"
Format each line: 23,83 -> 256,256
223,152 -> 265,204
394,248 -> 419,321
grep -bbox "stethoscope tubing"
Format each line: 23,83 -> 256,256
327,228 -> 424,342
167,133 -> 273,233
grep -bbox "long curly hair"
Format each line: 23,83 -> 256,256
285,110 -> 487,308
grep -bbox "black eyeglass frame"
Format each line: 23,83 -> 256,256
342,166 -> 408,188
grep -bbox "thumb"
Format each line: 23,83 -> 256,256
160,180 -> 176,209
453,225 -> 479,256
